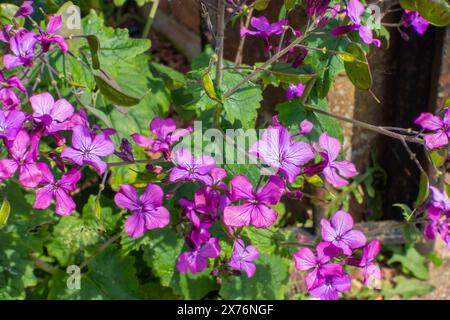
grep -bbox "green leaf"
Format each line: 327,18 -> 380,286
400,0 -> 418,10
0,4 -> 24,27
415,172 -> 429,207
267,63 -> 315,84
393,203 -> 413,221
94,69 -> 141,107
428,251 -> 443,267
388,245 -> 429,280
430,149 -> 447,167
417,0 -> 450,27
254,0 -> 271,10
0,198 -> 11,229
85,35 -> 101,70
219,254 -> 290,299
202,71 -> 218,100
344,43 -> 372,90
48,246 -> 143,299
382,276 -> 433,299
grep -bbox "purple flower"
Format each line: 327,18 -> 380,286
131,117 -> 192,156
414,110 -> 450,149
294,241 -> 342,290
349,240 -> 381,289
0,110 -> 26,141
299,120 -> 313,135
250,124 -> 315,183
223,175 -> 285,228
286,83 -> 305,100
14,1 -> 34,18
321,210 -> 367,255
3,30 -> 38,69
61,125 -> 115,175
240,17 -> 287,38
180,187 -> 217,229
429,186 -> 450,213
229,239 -> 259,278
402,10 -> 429,35
30,92 -> 74,133
36,15 -> 68,53
314,133 -> 358,188
0,70 -> 26,110
177,237 -> 221,274
332,0 -> 381,47
115,138 -> 135,162
169,147 -> 216,185
309,268 -> 352,300
305,0 -> 330,17
0,129 -> 42,188
33,164 -> 81,215
114,184 -> 170,238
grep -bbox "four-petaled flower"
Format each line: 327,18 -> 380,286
229,239 -> 260,278
250,124 -> 315,183
348,240 -> 381,289
177,237 -> 221,274
321,210 -> 367,255
33,164 -> 81,215
223,175 -> 285,228
0,110 -> 26,141
414,110 -> 450,150
240,17 -> 287,38
62,125 -> 115,174
114,184 -> 170,238
30,92 -> 74,133
3,30 -> 38,69
169,147 -> 216,185
0,69 -> 26,110
314,133 -> 358,188
36,15 -> 68,53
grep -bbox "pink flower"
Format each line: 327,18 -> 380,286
0,110 -> 27,141
169,147 -> 216,185
223,175 -> 285,228
414,110 -> 450,149
62,126 -> 115,175
321,210 -> 367,255
33,164 -> 81,215
14,1 -> 34,18
250,124 -> 315,183
229,239 -> 260,278
240,17 -> 287,38
314,133 -> 358,188
131,117 -> 192,156
299,120 -> 313,135
0,69 -> 26,110
114,184 -> 170,238
294,242 -> 342,290
3,30 -> 38,69
36,15 -> 68,53
30,92 -> 74,133
309,268 -> 352,300
177,237 -> 221,274
0,129 -> 42,188
286,83 -> 305,100
349,240 -> 381,289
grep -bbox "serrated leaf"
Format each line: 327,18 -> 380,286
344,43 -> 372,90
393,203 -> 413,221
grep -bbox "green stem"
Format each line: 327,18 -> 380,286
142,0 -> 159,39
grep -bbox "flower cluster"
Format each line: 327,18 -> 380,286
294,211 -> 381,300
424,187 -> 450,249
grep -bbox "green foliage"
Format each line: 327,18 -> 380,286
382,276 -> 433,299
388,245 -> 429,280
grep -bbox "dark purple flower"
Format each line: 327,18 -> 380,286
14,1 -> 34,18
321,210 -> 367,255
402,10 -> 429,35
114,184 -> 170,237
115,138 -> 135,162
305,0 -> 330,17
229,239 -> 259,278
